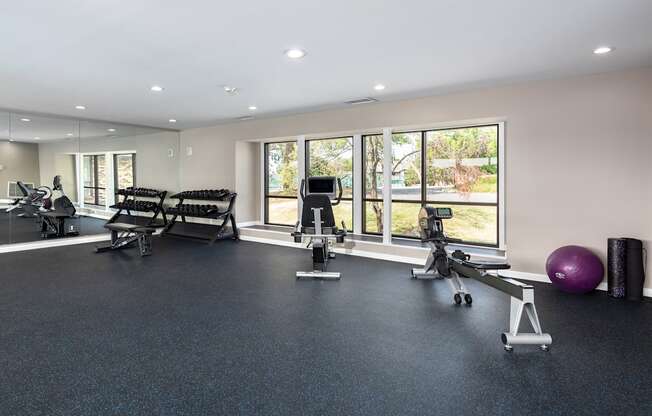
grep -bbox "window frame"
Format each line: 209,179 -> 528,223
264,141 -> 299,227
305,136 -> 354,231
363,124 -> 501,247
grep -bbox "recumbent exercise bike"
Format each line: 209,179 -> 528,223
411,206 -> 552,351
292,176 -> 347,280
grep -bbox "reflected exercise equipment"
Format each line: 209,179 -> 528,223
411,206 -> 552,352
6,181 -> 52,217
39,175 -> 79,239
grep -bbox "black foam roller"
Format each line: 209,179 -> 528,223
624,238 -> 645,302
607,238 -> 627,298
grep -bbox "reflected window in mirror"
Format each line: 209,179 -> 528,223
114,153 -> 136,191
83,154 -> 106,206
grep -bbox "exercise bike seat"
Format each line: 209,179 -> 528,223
104,223 -> 155,234
457,258 -> 511,270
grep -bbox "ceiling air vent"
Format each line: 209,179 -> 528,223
344,97 -> 378,105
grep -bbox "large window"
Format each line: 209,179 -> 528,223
306,137 -> 353,230
362,125 -> 500,246
114,153 -> 136,191
83,154 -> 106,206
264,142 -> 298,226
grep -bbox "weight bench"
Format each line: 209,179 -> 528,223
95,223 -> 155,257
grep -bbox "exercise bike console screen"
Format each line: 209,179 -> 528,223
434,207 -> 453,219
307,176 -> 337,198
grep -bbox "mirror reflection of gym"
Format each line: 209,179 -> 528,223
0,111 -> 180,247
1,112 -> 84,244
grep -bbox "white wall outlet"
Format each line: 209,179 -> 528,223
186,146 -> 193,156
168,148 -> 174,158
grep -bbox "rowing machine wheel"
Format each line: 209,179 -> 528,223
464,294 -> 472,305
453,293 -> 462,305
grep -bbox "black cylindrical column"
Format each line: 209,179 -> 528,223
624,238 -> 645,302
607,238 -> 627,298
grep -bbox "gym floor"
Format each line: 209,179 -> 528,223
1,238 -> 650,415
0,211 -> 107,245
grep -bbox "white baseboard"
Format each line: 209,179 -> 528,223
238,221 -> 261,227
0,233 -> 111,254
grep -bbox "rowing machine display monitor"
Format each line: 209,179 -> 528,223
292,176 -> 347,280
411,206 -> 552,352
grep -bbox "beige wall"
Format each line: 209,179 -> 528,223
234,141 -> 260,223
0,141 -> 40,198
180,66 -> 652,289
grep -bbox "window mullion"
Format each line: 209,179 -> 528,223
353,134 -> 362,235
382,127 -> 392,244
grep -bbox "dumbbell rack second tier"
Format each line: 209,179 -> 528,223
161,191 -> 239,244
108,188 -> 168,227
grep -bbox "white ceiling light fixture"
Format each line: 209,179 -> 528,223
107,128 -> 116,132
593,46 -> 612,55
66,133 -> 74,136
75,105 -> 86,110
9,139 -> 14,142
285,48 -> 306,59
20,118 -> 31,122
374,84 -> 386,91
151,85 -> 164,92
34,137 -> 40,140
248,105 -> 257,111
169,119 -> 177,123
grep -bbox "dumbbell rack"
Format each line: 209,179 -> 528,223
108,187 -> 168,227
161,190 -> 239,244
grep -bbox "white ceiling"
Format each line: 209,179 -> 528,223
0,0 -> 650,129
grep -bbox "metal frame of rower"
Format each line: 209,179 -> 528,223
108,187 -> 168,228
162,190 -> 239,244
411,206 -> 552,352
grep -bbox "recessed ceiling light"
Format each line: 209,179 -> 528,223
151,85 -> 164,92
169,119 -> 177,123
20,118 -> 31,122
223,86 -> 239,95
66,133 -> 74,136
593,46 -> 612,55
107,128 -> 116,132
285,48 -> 306,59
34,137 -> 40,140
374,84 -> 386,91
75,105 -> 86,110
248,105 -> 257,111
9,139 -> 14,142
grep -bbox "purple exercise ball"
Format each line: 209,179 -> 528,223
545,245 -> 604,294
